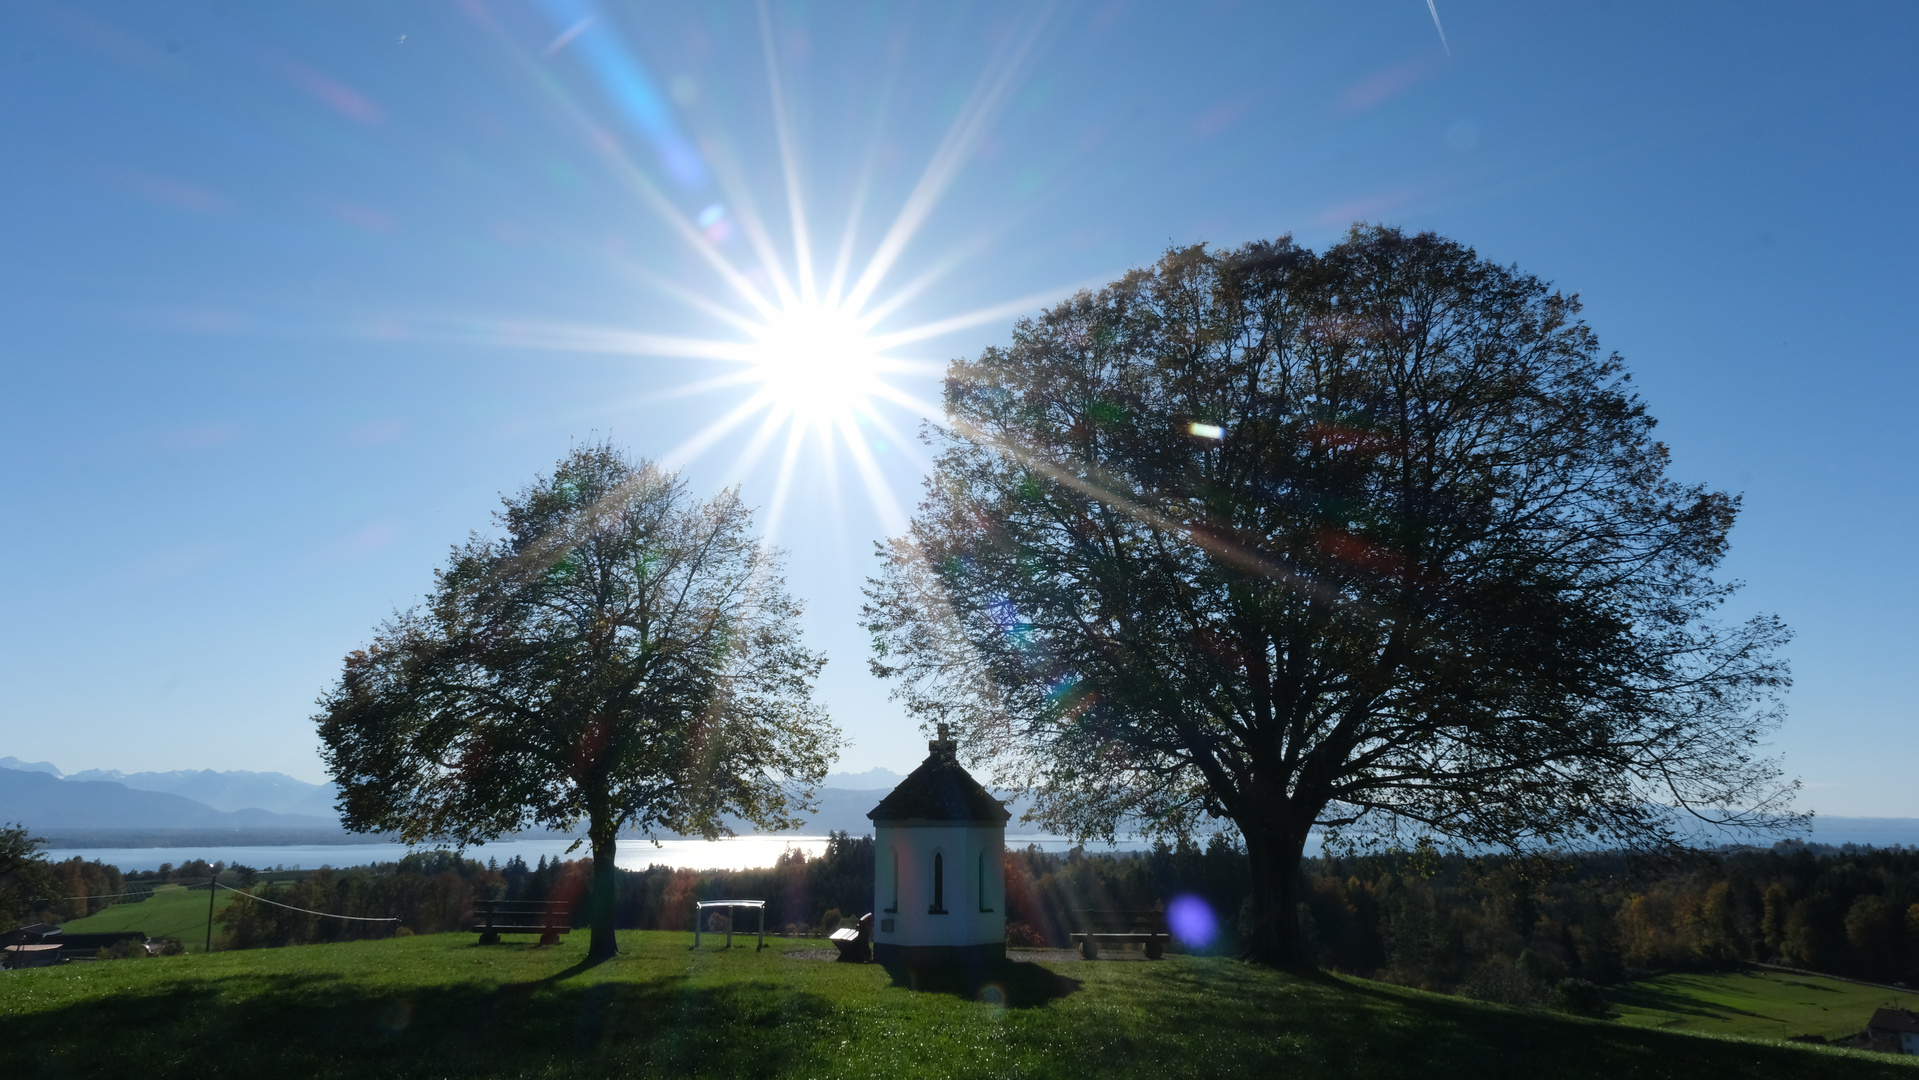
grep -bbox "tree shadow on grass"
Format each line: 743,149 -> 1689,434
8,969 -> 843,1080
1320,974 -> 1893,1080
882,958 -> 1082,1008
1604,981 -> 1784,1023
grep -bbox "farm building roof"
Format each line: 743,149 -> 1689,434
0,923 -> 61,946
1869,1008 -> 1919,1035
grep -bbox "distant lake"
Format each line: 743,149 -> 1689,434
45,833 -> 1153,873
43,817 -> 1916,873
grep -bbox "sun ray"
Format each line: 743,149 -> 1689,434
814,417 -> 846,539
758,418 -> 811,543
824,115 -> 890,309
853,401 -> 933,474
851,230 -> 1001,332
697,133 -> 802,309
867,281 -> 1103,352
626,370 -> 764,403
758,1 -> 816,304
842,8 -> 1055,314
824,55 -> 901,309
864,382 -> 947,428
724,402 -> 798,484
607,259 -> 770,337
836,411 -> 909,536
376,315 -> 757,362
435,2 -> 1101,548
659,390 -> 777,472
458,3 -> 779,318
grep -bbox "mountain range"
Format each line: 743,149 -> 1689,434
0,759 -> 942,847
1,758 -> 341,818
0,766 -> 342,846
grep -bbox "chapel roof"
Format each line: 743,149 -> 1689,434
866,727 -> 1010,824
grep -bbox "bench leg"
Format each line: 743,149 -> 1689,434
1080,937 -> 1099,960
539,932 -> 559,946
479,932 -> 500,946
1145,938 -> 1163,960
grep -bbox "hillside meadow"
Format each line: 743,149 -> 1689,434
1609,966 -> 1917,1044
59,882 -> 236,952
5,931 -> 1915,1079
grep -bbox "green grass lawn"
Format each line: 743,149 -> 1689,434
6,933 -> 1915,1079
1609,967 -> 1918,1044
58,883 -> 236,952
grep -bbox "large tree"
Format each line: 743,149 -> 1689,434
0,823 -> 58,928
318,444 -> 836,958
863,226 -> 1796,967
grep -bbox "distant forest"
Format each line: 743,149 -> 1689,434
36,836 -> 1919,1003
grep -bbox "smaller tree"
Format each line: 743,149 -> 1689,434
0,823 -> 58,927
318,445 -> 838,958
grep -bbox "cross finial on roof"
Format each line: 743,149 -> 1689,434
937,722 -> 951,742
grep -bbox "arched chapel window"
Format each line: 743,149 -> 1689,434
887,849 -> 899,912
930,852 -> 946,913
978,850 -> 992,912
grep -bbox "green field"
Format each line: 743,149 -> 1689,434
5,932 -> 1915,1079
1610,967 -> 1917,1044
59,883 -> 237,952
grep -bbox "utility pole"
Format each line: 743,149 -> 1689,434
205,873 -> 217,954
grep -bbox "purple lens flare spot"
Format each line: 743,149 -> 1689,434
1166,894 -> 1217,948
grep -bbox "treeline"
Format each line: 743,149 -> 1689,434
31,858 -> 133,922
109,835 -> 1919,1001
26,857 -> 279,923
1287,842 -> 1919,1004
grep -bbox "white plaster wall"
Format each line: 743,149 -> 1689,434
872,821 -> 1006,948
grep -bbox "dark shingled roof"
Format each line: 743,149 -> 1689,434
1871,1008 -> 1919,1035
867,737 -> 1010,824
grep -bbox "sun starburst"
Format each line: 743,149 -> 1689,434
442,2 -> 1081,539
744,300 -> 887,433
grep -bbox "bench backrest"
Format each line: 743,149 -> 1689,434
473,900 -> 572,927
1074,909 -> 1169,933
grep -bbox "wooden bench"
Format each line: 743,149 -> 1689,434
828,912 -> 874,963
472,900 -> 572,945
1070,909 -> 1169,960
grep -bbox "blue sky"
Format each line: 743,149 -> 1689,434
1,2 -> 1913,816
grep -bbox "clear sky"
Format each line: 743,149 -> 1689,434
1,2 -> 1913,815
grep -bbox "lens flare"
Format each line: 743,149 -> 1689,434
1166,894 -> 1218,949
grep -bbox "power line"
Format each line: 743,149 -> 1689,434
213,881 -> 398,922
25,888 -> 159,902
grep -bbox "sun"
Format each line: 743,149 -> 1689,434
745,301 -> 884,429
442,4 -> 1064,539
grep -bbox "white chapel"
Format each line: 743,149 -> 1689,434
866,724 -> 1010,967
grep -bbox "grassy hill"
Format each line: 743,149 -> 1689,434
6,933 -> 1916,1079
1610,967 -> 1917,1044
58,883 -> 237,952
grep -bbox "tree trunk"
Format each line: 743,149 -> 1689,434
587,806 -> 620,960
1241,821 -> 1313,969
